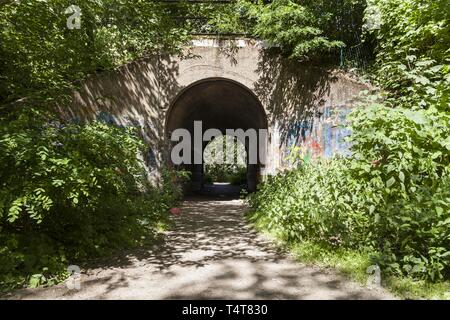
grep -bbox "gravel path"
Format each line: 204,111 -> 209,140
7,197 -> 395,300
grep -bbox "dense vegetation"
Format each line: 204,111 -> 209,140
249,106 -> 449,281
0,0 -> 191,291
247,0 -> 450,295
208,0 -> 367,60
0,0 -> 191,104
0,109 -> 184,290
203,136 -> 247,185
0,0 -> 448,296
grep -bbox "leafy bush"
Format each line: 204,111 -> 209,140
244,0 -> 345,59
204,163 -> 246,185
209,0 -> 367,60
203,135 -> 247,185
365,0 -> 450,111
0,0 -> 190,103
0,109 -> 182,291
249,105 -> 450,281
348,105 -> 450,280
248,0 -> 449,285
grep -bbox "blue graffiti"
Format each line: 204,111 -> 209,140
285,120 -> 313,146
145,149 -> 157,171
96,111 -> 118,125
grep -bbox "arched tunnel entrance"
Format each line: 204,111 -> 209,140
165,78 -> 268,195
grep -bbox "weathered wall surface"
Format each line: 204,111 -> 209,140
61,38 -> 370,179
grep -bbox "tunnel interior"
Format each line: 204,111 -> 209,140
166,78 -> 268,196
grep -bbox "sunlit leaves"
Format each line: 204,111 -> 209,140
208,0 -> 362,60
0,0 -> 190,103
0,108 -> 145,222
249,104 -> 450,281
365,0 -> 450,111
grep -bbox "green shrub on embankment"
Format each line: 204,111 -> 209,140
0,109 -> 183,292
247,105 -> 450,293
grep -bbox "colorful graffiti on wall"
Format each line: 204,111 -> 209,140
281,105 -> 353,167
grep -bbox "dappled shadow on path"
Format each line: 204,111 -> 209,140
145,197 -> 287,269
8,197 -> 394,300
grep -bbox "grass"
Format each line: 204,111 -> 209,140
248,212 -> 450,300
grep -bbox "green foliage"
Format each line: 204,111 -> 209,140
1,0 -> 448,295
0,0 -> 190,104
0,109 -> 182,292
0,109 -> 143,221
208,0 -> 369,60
0,1 -> 191,290
247,0 -> 449,290
248,105 -> 450,282
365,0 -> 450,111
249,159 -> 370,247
348,105 -> 450,281
246,0 -> 344,59
367,0 -> 449,66
203,135 -> 247,185
204,164 -> 247,185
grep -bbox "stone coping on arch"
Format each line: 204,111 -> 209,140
189,37 -> 273,49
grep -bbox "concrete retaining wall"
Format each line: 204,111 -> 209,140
59,38 -> 371,182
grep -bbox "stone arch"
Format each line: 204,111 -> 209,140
65,39 -> 372,184
165,77 -> 268,193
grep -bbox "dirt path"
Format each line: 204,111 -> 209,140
8,197 -> 395,300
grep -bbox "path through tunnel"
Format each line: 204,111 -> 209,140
166,78 -> 268,196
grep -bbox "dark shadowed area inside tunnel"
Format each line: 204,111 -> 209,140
165,78 -> 268,197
